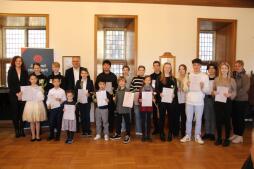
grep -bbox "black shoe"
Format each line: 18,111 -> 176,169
36,138 -> 42,141
222,139 -> 230,147
210,134 -> 215,141
214,138 -> 222,146
160,133 -> 166,142
110,133 -> 121,140
47,136 -> 54,141
202,133 -> 211,140
167,135 -> 172,142
31,138 -> 36,142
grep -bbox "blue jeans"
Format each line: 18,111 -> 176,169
134,105 -> 142,133
185,104 -> 204,137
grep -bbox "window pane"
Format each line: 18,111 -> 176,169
199,32 -> 215,61
5,29 -> 25,58
28,30 -> 46,48
111,64 -> 124,77
104,29 -> 125,60
5,63 -> 11,86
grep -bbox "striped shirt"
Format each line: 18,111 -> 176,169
130,76 -> 144,92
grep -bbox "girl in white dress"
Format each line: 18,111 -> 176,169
23,74 -> 46,141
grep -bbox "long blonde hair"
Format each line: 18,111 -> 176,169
218,62 -> 231,82
160,62 -> 173,85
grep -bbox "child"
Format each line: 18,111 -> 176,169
46,76 -> 66,141
110,76 -> 131,144
23,74 -> 46,141
75,68 -> 94,136
180,58 -> 209,144
93,80 -> 111,141
62,90 -> 77,144
139,75 -> 154,142
48,62 -> 65,90
32,63 -> 48,92
213,62 -> 236,147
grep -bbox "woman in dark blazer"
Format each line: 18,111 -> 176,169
8,56 -> 29,138
75,68 -> 94,136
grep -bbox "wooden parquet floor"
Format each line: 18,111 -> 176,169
0,125 -> 251,169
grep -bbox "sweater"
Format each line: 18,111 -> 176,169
115,87 -> 131,114
233,71 -> 250,101
213,77 -> 237,100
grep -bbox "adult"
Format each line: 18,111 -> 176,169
8,56 -> 29,137
231,60 -> 250,144
95,60 -> 118,133
150,61 -> 161,135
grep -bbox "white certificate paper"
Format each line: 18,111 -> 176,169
21,86 -> 42,101
106,82 -> 113,94
123,92 -> 134,108
161,87 -> 174,103
96,91 -> 108,107
152,80 -> 156,88
142,91 -> 153,107
189,75 -> 201,91
48,95 -> 61,109
63,105 -> 76,120
78,89 -> 88,104
215,86 -> 229,103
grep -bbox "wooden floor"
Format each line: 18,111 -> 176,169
0,124 -> 251,169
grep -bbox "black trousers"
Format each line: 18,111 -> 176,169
108,102 -> 115,133
75,105 -> 80,132
152,102 -> 159,132
214,100 -> 232,139
159,102 -> 177,136
141,112 -> 152,137
232,101 -> 248,136
116,113 -> 131,136
49,107 -> 63,138
177,103 -> 186,137
9,94 -> 25,132
79,103 -> 91,134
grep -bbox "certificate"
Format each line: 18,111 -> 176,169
21,86 -> 42,101
177,91 -> 186,104
106,82 -> 113,94
96,91 -> 108,107
63,105 -> 76,120
142,91 -> 153,107
189,75 -> 201,91
47,95 -> 61,109
161,87 -> 174,103
123,92 -> 134,108
134,92 -> 140,105
152,80 -> 156,88
77,89 -> 88,104
215,86 -> 229,103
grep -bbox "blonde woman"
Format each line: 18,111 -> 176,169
213,62 -> 236,147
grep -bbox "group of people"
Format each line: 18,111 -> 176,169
7,55 -> 250,146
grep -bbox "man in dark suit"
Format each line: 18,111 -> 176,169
65,56 -> 85,90
64,56 -> 86,132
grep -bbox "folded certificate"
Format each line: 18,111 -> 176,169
123,92 -> 134,108
142,91 -> 153,107
63,105 -> 76,120
96,91 -> 108,107
215,86 -> 229,103
161,87 -> 174,103
78,89 -> 88,104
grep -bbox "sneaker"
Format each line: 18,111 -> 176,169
136,132 -> 143,136
67,139 -> 73,144
123,135 -> 130,144
110,133 -> 121,140
180,135 -> 191,143
195,135 -> 204,144
232,136 -> 243,144
104,134 -> 109,141
229,135 -> 238,141
94,134 -> 101,140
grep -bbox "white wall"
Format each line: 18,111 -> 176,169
1,0 -> 254,79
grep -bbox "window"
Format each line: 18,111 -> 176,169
111,64 -> 124,77
104,29 -> 126,60
199,32 -> 215,61
28,29 -> 46,48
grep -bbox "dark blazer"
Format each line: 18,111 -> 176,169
8,67 -> 29,95
75,78 -> 94,103
65,67 -> 86,90
47,73 -> 66,90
